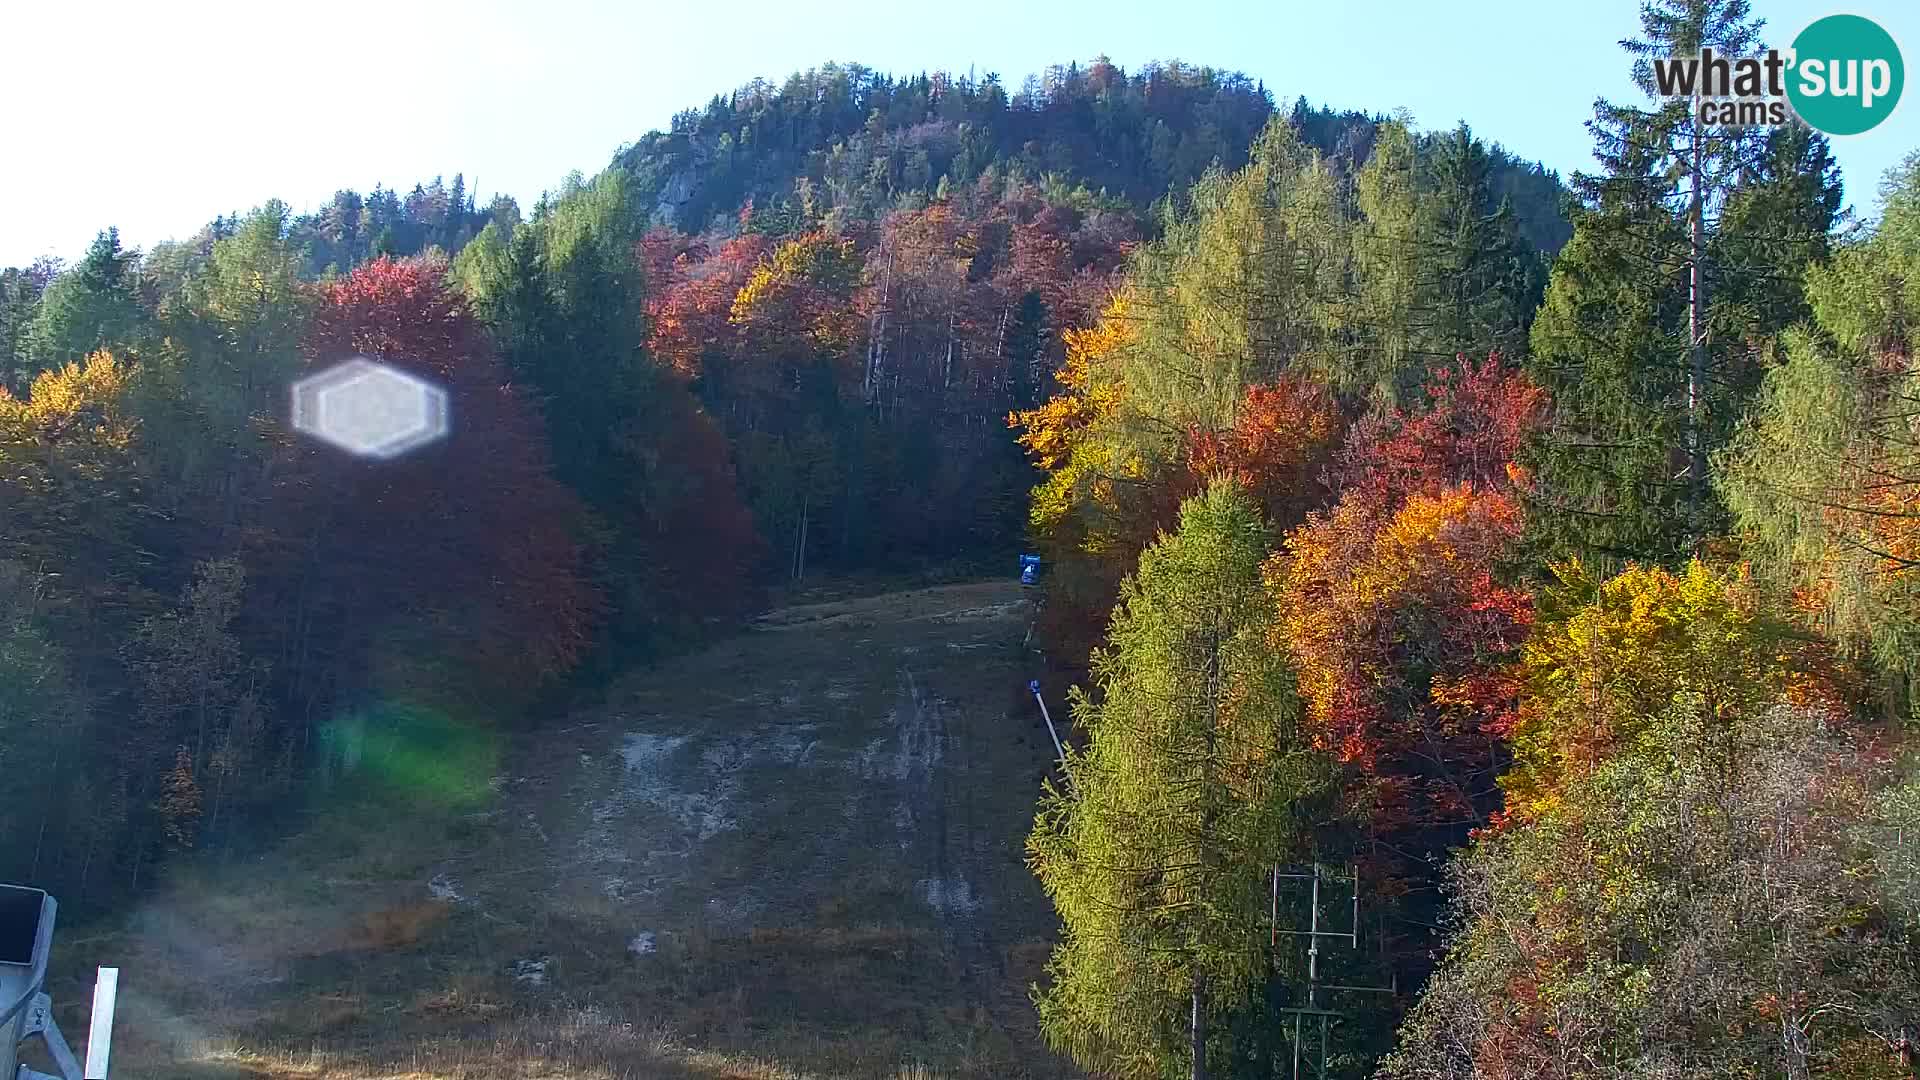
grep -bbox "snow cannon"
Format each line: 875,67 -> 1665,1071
0,884 -> 116,1080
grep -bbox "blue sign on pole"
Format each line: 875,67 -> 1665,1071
1019,554 -> 1042,586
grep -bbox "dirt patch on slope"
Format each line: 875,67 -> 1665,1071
89,579 -> 1071,1079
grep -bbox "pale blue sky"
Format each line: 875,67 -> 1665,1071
5,0 -> 1916,267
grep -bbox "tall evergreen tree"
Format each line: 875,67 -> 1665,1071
467,172 -> 650,504
1006,288 -> 1049,411
458,171 -> 761,650
28,228 -> 150,372
1711,122 -> 1844,341
1522,0 -> 1829,566
1029,480 -> 1331,1080
1422,124 -> 1545,362
141,202 -> 313,538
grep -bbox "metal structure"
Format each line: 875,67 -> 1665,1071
1029,680 -> 1068,772
1270,863 -> 1395,1080
1,885 -> 116,1080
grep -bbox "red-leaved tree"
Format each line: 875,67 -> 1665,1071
1270,357 -> 1546,983
258,256 -> 600,708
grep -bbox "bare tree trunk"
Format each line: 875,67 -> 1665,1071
797,506 -> 808,584
943,314 -> 955,391
866,247 -> 893,404
792,489 -> 810,584
1687,89 -> 1708,542
1190,968 -> 1209,1080
30,733 -> 60,879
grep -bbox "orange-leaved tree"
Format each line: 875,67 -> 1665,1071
1269,357 -> 1545,982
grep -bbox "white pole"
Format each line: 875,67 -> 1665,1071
83,967 -> 116,1079
1030,682 -> 1066,768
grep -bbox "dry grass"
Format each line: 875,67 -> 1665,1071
55,580 -> 1074,1080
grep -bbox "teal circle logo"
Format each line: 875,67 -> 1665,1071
1786,14 -> 1904,136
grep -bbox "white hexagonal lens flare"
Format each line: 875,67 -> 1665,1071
292,357 -> 449,460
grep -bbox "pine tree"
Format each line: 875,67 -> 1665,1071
1523,0 -> 1813,566
1422,124 -> 1544,361
1029,479 -> 1331,1080
28,228 -> 150,372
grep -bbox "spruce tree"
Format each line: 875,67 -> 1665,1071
1712,123 -> 1843,342
1029,479 -> 1331,1080
1006,289 -> 1049,411
1523,0 -> 1827,566
28,228 -> 150,371
1422,124 -> 1544,362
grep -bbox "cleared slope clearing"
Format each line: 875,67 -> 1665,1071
71,580 -> 1076,1080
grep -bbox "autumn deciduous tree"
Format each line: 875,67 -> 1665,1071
1017,305 -> 1350,666
1273,359 -> 1544,794
1268,358 -> 1544,984
645,231 -> 770,388
1184,376 -> 1344,532
265,256 -> 599,703
1014,295 -> 1153,658
0,352 -> 153,594
1387,688 -> 1915,1078
1499,559 -> 1846,823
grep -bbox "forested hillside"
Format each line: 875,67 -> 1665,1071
0,55 -> 1575,928
4,14 -> 1920,1080
1012,5 -> 1920,1077
614,59 -> 1571,252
